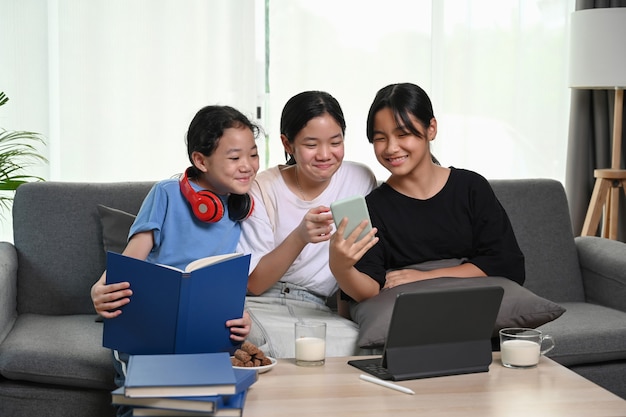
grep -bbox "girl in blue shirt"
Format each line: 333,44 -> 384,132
91,105 -> 260,417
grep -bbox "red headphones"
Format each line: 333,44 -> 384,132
179,167 -> 254,222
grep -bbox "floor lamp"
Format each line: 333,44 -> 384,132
570,8 -> 626,240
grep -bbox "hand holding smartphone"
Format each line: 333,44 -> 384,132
330,195 -> 372,242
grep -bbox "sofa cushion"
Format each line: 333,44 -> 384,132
490,179 -> 585,303
0,378 -> 116,417
0,314 -> 116,390
350,277 -> 566,349
539,302 -> 626,366
97,204 -> 136,254
12,181 -> 154,315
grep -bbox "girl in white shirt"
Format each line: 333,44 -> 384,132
238,91 -> 377,357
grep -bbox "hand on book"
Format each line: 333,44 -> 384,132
226,311 -> 251,342
93,231 -> 153,319
91,272 -> 132,319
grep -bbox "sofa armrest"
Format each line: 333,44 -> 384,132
576,236 -> 626,313
0,241 -> 18,344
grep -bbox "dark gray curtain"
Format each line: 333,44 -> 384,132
566,0 -> 626,241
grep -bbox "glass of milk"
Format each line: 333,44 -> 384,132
295,321 -> 326,366
499,328 -> 555,368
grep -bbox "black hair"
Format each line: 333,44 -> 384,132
280,91 -> 346,165
366,83 -> 434,143
185,105 -> 261,176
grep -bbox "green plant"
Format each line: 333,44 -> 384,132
0,91 -> 47,212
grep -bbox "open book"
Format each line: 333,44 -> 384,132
103,252 -> 251,355
158,252 -> 244,273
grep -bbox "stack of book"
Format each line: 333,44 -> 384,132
112,352 -> 257,416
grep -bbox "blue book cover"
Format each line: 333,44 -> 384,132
130,390 -> 248,416
103,252 -> 250,355
124,352 -> 239,398
111,387 -> 218,412
112,368 -> 256,412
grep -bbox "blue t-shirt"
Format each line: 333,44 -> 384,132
129,178 -> 241,270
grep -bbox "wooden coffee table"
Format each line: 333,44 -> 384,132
244,354 -> 626,416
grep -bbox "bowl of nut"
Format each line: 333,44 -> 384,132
231,341 -> 277,374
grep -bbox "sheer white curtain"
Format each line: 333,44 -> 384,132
50,0 -> 259,182
0,0 -> 258,241
1,0 -> 574,241
265,0 -> 574,182
3,0 -> 259,183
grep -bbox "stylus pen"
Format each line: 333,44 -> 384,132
359,374 -> 415,395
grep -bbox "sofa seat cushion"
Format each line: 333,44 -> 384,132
539,302 -> 626,366
0,314 -> 115,390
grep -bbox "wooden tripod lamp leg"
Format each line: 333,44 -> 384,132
607,89 -> 624,239
581,176 -> 610,236
611,89 -> 623,171
580,88 -> 625,239
607,185 -> 618,239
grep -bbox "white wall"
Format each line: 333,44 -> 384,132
1,0 -> 50,240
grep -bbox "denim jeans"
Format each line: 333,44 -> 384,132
246,281 -> 361,358
112,350 -> 132,417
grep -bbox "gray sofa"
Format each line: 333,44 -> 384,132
0,179 -> 625,417
0,182 -> 154,417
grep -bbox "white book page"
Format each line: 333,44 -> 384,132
184,252 -> 243,272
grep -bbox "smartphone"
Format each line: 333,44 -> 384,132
330,195 -> 373,241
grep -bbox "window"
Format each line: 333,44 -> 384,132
0,0 -> 575,243
263,0 -> 574,181
3,0 -> 574,183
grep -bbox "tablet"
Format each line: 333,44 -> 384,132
348,286 -> 504,381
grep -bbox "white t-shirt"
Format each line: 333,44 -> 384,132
238,161 -> 377,297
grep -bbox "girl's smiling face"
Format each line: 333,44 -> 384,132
282,113 -> 345,185
371,107 -> 436,176
193,126 -> 259,196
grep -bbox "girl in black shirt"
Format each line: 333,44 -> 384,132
329,83 -> 524,303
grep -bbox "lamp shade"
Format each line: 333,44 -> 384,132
569,8 -> 626,89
